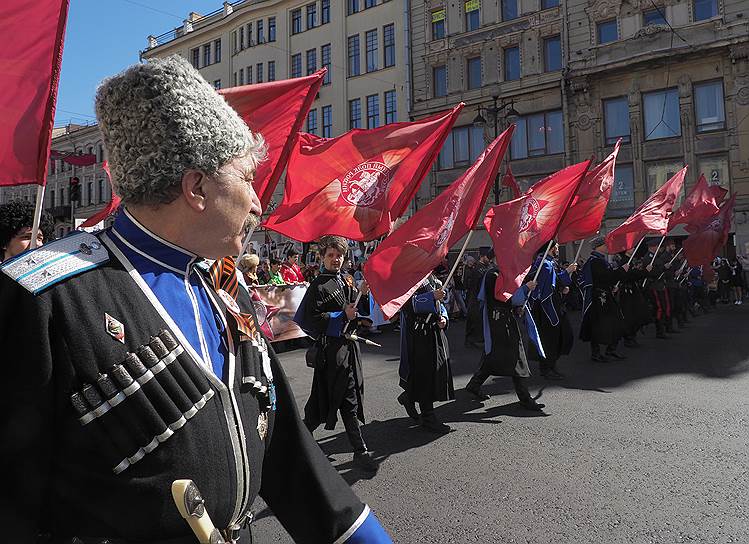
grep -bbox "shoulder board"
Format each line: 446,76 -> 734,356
1,231 -> 109,295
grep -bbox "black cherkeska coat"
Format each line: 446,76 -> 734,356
0,234 -> 369,544
399,280 -> 454,404
580,253 -> 626,345
297,271 -> 366,430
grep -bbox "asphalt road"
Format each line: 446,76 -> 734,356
253,304 -> 749,543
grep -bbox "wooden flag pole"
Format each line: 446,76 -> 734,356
573,239 -> 585,265
642,236 -> 666,288
521,239 -> 555,313
443,230 -> 474,288
626,237 -> 646,268
29,184 -> 46,250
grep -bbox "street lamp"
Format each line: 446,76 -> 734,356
473,96 -> 520,204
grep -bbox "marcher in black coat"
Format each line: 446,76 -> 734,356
397,275 -> 454,433
579,237 -> 627,362
615,253 -> 651,347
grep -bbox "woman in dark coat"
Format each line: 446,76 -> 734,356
465,250 -> 545,411
397,275 -> 454,433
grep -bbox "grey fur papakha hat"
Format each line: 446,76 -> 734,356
95,55 -> 264,206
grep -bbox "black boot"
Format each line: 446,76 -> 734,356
419,403 -> 451,434
397,391 -> 420,421
342,414 -> 378,473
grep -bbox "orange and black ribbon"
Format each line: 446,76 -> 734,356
208,257 -> 257,340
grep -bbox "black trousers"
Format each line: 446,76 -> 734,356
591,341 -> 618,356
466,367 -> 532,404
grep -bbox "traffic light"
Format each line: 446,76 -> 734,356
69,176 -> 81,202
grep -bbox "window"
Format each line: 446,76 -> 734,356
694,0 -> 717,20
383,24 -> 395,68
365,0 -> 376,7
307,109 -> 318,135
432,10 -> 446,40
232,31 -> 237,53
467,57 -> 481,89
366,30 -> 378,72
292,9 -> 302,34
367,94 -> 380,128
233,72 -> 237,86
647,160 -> 685,202
643,88 -> 681,140
239,68 -> 244,85
239,26 -> 245,48
465,0 -> 480,31
543,36 -> 561,71
307,49 -> 317,75
608,164 -> 634,216
291,53 -> 302,78
203,44 -> 211,66
306,3 -> 316,29
348,0 -> 360,14
247,24 -> 253,46
502,0 -> 518,21
269,17 -> 276,41
438,126 -> 486,168
87,181 -> 94,206
542,0 -> 558,7
268,60 -> 276,81
50,189 -> 55,206
257,20 -> 264,43
98,179 -> 104,203
385,90 -> 397,124
246,66 -> 252,84
597,19 -> 618,44
510,110 -> 564,159
603,97 -> 631,144
504,47 -> 520,81
322,0 -> 330,23
349,98 -> 362,129
97,143 -> 104,163
213,79 -> 222,89
433,65 -> 447,97
348,35 -> 360,76
191,48 -> 200,68
214,39 -> 222,63
322,105 -> 333,137
698,155 -> 729,189
257,63 -> 264,83
694,80 -> 725,132
643,8 -> 666,25
321,44 -> 332,84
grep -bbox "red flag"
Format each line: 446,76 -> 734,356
709,184 -> 728,205
264,105 -> 463,242
364,127 -> 514,318
220,70 -> 325,207
605,166 -> 686,254
501,165 -> 521,199
683,194 -> 736,266
557,140 -> 621,244
50,150 -> 97,167
668,173 -> 722,231
484,160 -> 592,301
0,0 -> 69,186
79,161 -> 121,229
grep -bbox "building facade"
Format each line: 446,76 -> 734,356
0,123 -> 112,239
410,0 -> 749,255
143,0 -> 410,213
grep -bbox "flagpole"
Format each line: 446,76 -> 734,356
29,184 -> 46,250
573,239 -> 585,264
626,237 -> 646,268
642,235 -> 666,288
443,230 -> 474,288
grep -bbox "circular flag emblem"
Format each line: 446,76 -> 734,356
217,289 -> 241,314
340,161 -> 392,208
518,197 -> 541,233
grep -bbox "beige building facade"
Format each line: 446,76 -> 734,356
144,0 -> 410,212
0,123 -> 113,239
410,0 -> 749,256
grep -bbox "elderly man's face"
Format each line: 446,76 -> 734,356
4,226 -> 44,259
208,154 -> 262,257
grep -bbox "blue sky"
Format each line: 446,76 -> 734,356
55,0 -> 221,126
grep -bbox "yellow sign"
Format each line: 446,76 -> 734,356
432,8 -> 446,22
465,0 -> 479,12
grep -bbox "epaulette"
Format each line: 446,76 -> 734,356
1,231 -> 109,295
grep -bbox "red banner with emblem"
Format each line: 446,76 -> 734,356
251,284 -> 308,342
264,105 -> 463,242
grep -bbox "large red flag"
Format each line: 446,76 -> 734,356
605,166 -> 686,253
501,165 -> 521,199
556,140 -> 621,244
364,126 -> 514,318
668,173 -> 722,231
220,70 -> 325,207
264,105 -> 463,241
79,161 -> 122,229
0,0 -> 69,186
683,194 -> 736,266
484,160 -> 592,301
